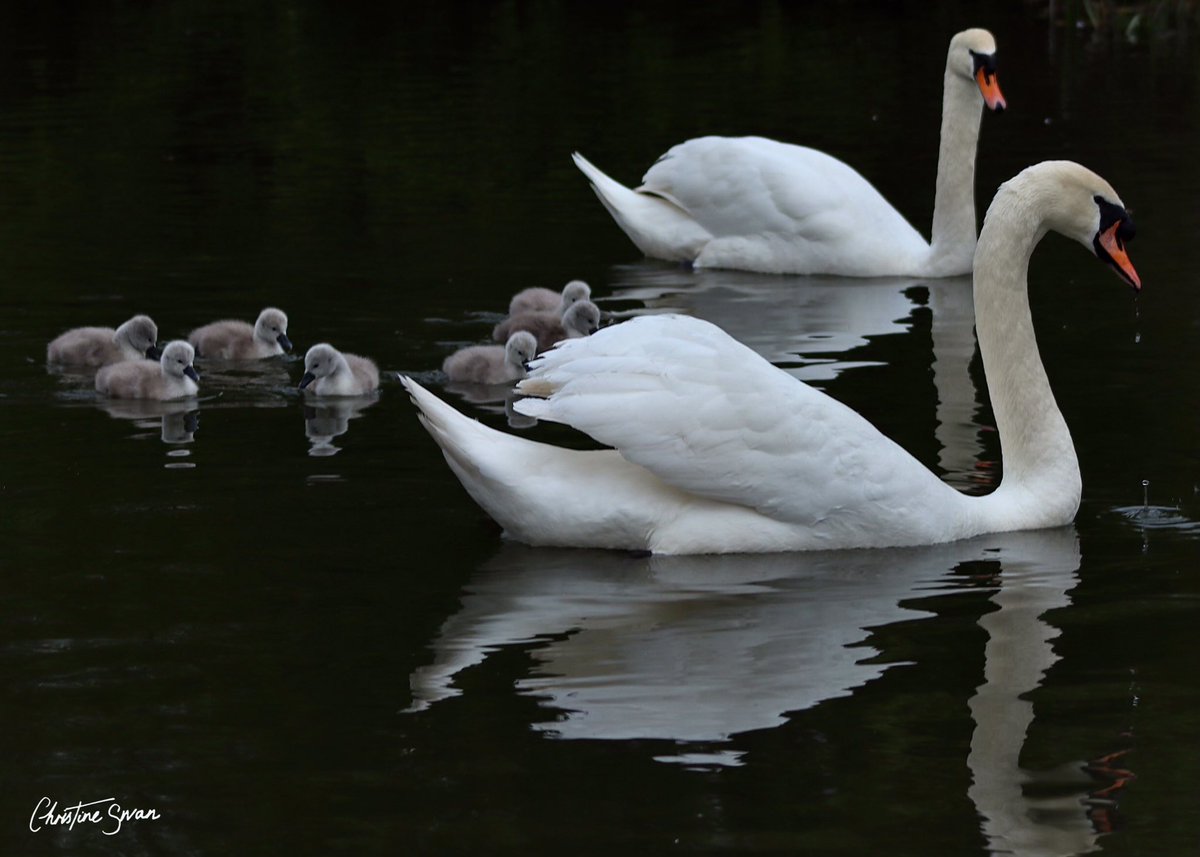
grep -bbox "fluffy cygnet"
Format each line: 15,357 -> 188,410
47,315 -> 161,366
492,299 -> 601,353
188,307 -> 292,360
507,279 -> 591,317
442,331 -> 538,385
95,340 -> 200,400
299,343 -> 380,397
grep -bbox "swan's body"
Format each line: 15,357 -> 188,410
188,307 -> 292,360
299,343 -> 380,397
575,28 -> 1005,276
492,300 -> 602,353
405,162 -> 1138,555
443,331 -> 538,385
46,315 -> 161,366
508,279 -> 591,317
95,340 -> 199,400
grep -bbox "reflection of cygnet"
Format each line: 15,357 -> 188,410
188,307 -> 292,359
442,331 -> 537,385
508,279 -> 591,317
95,340 -> 199,400
492,300 -> 601,353
298,343 -> 380,396
47,314 -> 161,366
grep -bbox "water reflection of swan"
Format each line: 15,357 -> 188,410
304,398 -> 378,457
96,398 -> 199,444
608,264 -> 985,488
968,540 -> 1113,857
408,527 -> 1115,852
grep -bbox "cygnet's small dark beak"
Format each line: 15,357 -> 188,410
146,344 -> 163,360
184,365 -> 200,383
522,361 -> 532,372
299,371 -> 315,390
278,334 -> 293,352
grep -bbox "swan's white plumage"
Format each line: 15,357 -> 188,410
406,161 -> 1136,554
576,28 -> 1003,277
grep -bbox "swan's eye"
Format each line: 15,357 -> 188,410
1094,195 -> 1135,246
969,49 -> 997,82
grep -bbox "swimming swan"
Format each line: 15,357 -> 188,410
443,331 -> 538,385
574,27 -> 1006,277
492,300 -> 602,353
188,307 -> 293,359
507,279 -> 592,317
95,340 -> 199,400
46,315 -> 161,366
299,343 -> 380,397
403,161 -> 1139,554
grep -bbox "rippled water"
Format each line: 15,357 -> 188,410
3,2 -> 1200,855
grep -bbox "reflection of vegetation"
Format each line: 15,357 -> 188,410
1051,0 -> 1200,39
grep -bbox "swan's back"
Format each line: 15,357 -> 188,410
516,314 -> 969,545
638,137 -> 930,274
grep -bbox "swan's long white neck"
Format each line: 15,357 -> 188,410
926,66 -> 985,275
972,185 -> 1081,528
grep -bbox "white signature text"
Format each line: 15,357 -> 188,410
29,797 -> 161,836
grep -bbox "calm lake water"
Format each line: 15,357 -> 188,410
3,1 -> 1200,854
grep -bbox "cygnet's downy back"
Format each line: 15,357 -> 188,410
95,340 -> 200,400
189,306 -> 293,360
493,299 -> 601,353
47,314 -> 161,366
299,343 -> 380,397
443,331 -> 538,385
507,279 -> 592,317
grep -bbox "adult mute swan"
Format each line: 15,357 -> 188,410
188,307 -> 292,360
403,161 -> 1139,554
574,28 -> 1006,276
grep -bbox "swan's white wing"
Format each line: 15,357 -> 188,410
515,315 -> 952,528
641,137 -> 928,255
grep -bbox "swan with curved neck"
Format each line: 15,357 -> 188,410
403,161 -> 1138,554
573,28 -> 1006,276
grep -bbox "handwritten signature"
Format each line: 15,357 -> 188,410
29,797 -> 161,836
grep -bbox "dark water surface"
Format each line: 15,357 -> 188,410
3,2 -> 1199,854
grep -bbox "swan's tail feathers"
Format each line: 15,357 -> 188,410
403,376 -> 503,487
571,151 -> 710,262
401,377 -> 570,538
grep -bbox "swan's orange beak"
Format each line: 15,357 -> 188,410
1098,222 -> 1141,291
976,68 -> 1006,111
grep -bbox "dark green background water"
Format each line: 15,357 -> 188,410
2,1 -> 1198,854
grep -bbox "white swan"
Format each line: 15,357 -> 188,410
46,314 -> 161,366
299,343 -> 380,397
95,340 -> 199,401
443,331 -> 538,385
574,27 -> 1006,276
188,307 -> 292,360
508,279 -> 591,317
403,162 -> 1139,555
